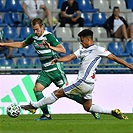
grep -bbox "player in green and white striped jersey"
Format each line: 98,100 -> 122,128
0,18 -> 100,120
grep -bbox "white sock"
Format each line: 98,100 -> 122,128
89,104 -> 112,114
32,93 -> 58,108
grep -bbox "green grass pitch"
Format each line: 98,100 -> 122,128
0,114 -> 133,133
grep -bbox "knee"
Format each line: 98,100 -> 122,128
33,84 -> 44,92
33,86 -> 39,92
60,18 -> 66,26
61,17 -> 66,22
121,24 -> 126,29
78,18 -> 84,26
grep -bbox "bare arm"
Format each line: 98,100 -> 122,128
62,10 -> 81,23
61,11 -> 73,18
51,53 -> 77,64
43,41 -> 66,53
51,44 -> 66,53
22,2 -> 31,19
71,10 -> 81,22
107,54 -> 133,70
40,5 -> 50,14
0,41 -> 27,48
40,4 -> 48,11
74,10 -> 81,19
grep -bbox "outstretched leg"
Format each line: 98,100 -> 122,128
21,88 -> 64,110
82,99 -> 128,120
66,95 -> 100,119
21,88 -> 128,120
115,24 -> 128,40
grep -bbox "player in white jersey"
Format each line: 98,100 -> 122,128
0,19 -> 99,120
21,29 -> 133,119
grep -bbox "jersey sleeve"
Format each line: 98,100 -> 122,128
24,34 -> 34,45
74,49 -> 81,58
97,46 -> 111,57
46,33 -> 60,47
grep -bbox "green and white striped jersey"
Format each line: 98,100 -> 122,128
24,30 -> 62,71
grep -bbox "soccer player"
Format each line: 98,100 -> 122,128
0,19 -> 99,120
21,29 -> 133,119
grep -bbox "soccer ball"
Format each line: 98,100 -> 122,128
6,104 -> 21,118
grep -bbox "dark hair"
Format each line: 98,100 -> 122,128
78,29 -> 93,39
31,18 -> 43,27
112,6 -> 120,17
113,6 -> 119,12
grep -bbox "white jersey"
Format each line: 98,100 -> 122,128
74,44 -> 111,83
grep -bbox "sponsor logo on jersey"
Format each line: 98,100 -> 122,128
57,80 -> 64,85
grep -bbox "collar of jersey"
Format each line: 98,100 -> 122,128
85,44 -> 95,49
33,30 -> 51,40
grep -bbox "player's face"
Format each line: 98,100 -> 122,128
32,24 -> 44,37
79,36 -> 90,48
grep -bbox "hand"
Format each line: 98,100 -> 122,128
0,43 -> 4,47
110,29 -> 114,35
51,58 -> 58,64
43,41 -> 51,49
71,18 -> 77,22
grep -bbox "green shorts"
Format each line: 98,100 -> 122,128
36,68 -> 68,88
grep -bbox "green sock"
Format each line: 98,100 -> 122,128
67,95 -> 82,104
35,91 -> 49,114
